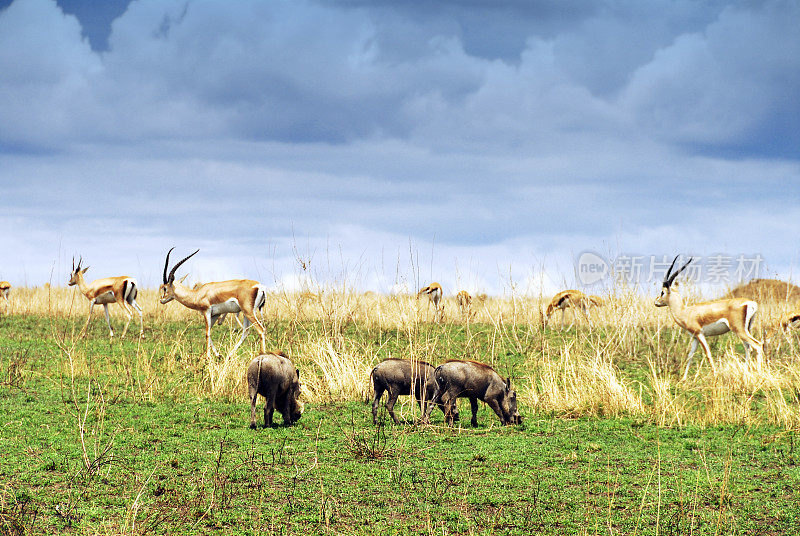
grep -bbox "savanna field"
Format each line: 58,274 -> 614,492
2,284 -> 800,535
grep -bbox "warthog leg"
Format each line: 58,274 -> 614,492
469,397 -> 479,427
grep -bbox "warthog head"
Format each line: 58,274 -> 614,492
287,367 -> 304,424
503,378 -> 523,425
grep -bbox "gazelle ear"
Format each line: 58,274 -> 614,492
81,266 -> 90,274
178,274 -> 189,284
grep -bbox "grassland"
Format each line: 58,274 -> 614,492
1,286 -> 800,535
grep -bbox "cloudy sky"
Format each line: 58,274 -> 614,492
1,0 -> 799,295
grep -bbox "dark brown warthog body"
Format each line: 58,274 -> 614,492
370,358 -> 448,424
422,360 -> 522,426
247,353 -> 303,428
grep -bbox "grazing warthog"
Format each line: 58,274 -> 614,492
422,360 -> 522,427
247,353 -> 303,428
370,358 -> 450,424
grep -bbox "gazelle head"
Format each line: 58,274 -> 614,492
68,256 -> 89,286
159,247 -> 199,304
655,255 -> 692,307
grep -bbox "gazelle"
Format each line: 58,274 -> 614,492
781,309 -> 800,331
545,290 -> 603,329
456,290 -> 472,317
655,255 -> 764,380
67,257 -> 143,338
158,248 -> 267,358
418,282 -> 444,322
0,280 -> 10,313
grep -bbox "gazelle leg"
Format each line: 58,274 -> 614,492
230,315 -> 253,354
80,300 -> 96,337
240,310 -> 267,353
102,304 -> 114,338
119,301 -> 133,338
742,340 -> 751,366
205,311 -> 219,358
244,310 -> 267,353
695,332 -> 716,375
682,337 -> 699,381
132,300 -> 143,335
566,307 -> 576,330
753,337 -> 764,371
733,327 -> 764,372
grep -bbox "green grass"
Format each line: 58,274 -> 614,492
1,313 -> 800,535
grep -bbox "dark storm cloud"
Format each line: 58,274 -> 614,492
2,0 -> 798,157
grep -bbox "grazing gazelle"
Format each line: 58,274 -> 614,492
456,290 -> 472,317
418,282 -> 444,322
158,248 -> 267,357
545,290 -> 603,329
67,257 -> 143,338
655,255 -> 764,380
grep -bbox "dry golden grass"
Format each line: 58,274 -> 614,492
523,344 -> 645,418
5,283 -> 800,428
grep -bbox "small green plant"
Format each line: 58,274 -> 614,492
0,487 -> 37,536
345,412 -> 394,460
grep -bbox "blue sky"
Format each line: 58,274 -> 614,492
1,0 -> 799,295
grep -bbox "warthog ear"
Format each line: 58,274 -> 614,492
505,377 -> 511,391
296,368 -> 300,379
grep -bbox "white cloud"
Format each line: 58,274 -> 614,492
621,1 -> 800,151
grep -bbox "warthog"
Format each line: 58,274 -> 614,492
422,360 -> 522,426
370,358 -> 451,424
247,352 -> 303,428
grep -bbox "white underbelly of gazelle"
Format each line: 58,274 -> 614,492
211,298 -> 241,315
701,318 -> 730,337
210,298 -> 242,326
95,291 -> 116,305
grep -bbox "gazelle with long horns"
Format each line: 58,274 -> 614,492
158,248 -> 267,357
655,255 -> 764,380
67,257 -> 143,338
